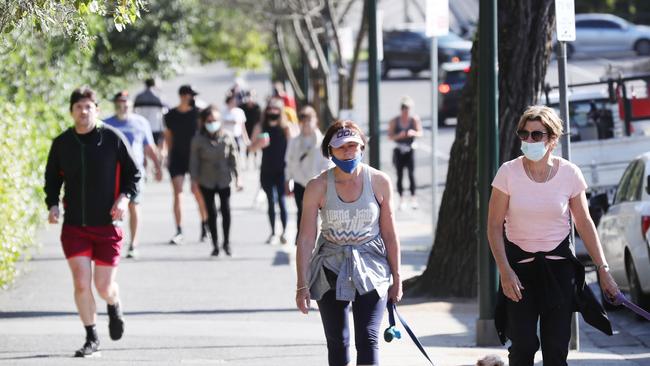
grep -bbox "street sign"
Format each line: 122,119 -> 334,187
425,0 -> 449,37
555,0 -> 576,42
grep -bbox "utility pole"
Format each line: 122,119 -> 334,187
368,0 -> 380,168
476,0 -> 500,347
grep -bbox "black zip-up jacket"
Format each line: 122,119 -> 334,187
44,123 -> 141,226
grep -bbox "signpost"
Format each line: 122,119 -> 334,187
425,0 -> 449,238
555,0 -> 579,351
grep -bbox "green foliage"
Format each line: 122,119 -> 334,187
0,32 -> 86,288
0,0 -> 146,50
189,6 -> 270,70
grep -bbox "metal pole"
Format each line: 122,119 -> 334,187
556,40 -> 580,351
368,0 -> 381,169
476,0 -> 500,346
430,36 -> 439,237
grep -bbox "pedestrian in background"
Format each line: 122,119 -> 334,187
248,98 -> 292,245
239,90 -> 262,169
285,105 -> 331,243
488,106 -> 618,365
164,84 -> 208,244
44,86 -> 140,357
190,105 -> 242,257
295,120 -> 402,366
222,93 -> 250,157
388,95 -> 422,210
133,78 -> 167,153
104,90 -> 163,259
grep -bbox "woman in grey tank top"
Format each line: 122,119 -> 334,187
295,120 -> 402,366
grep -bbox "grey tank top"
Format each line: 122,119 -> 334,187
320,164 -> 381,244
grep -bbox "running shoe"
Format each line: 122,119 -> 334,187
223,243 -> 231,256
74,340 -> 100,358
265,234 -> 278,245
107,303 -> 124,341
126,246 -> 138,259
410,197 -> 419,210
211,248 -> 220,257
169,232 -> 183,245
279,234 -> 288,245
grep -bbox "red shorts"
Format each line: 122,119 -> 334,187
60,224 -> 123,266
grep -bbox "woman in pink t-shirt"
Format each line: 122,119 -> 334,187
487,106 -> 619,365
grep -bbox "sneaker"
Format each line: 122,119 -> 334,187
410,197 -> 419,209
223,243 -> 231,256
265,234 -> 278,245
126,246 -> 138,259
169,232 -> 183,245
279,234 -> 288,245
74,340 -> 100,358
211,248 -> 220,257
107,303 -> 124,341
398,197 -> 407,211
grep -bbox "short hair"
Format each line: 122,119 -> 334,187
69,86 -> 97,112
516,105 -> 564,139
321,120 -> 368,158
145,78 -> 155,88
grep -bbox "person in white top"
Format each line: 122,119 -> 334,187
222,94 -> 250,154
285,106 -> 332,241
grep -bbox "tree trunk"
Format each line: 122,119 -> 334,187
404,0 -> 556,298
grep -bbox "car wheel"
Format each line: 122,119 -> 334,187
626,255 -> 650,311
634,39 -> 650,56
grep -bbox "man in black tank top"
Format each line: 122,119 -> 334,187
388,96 -> 423,210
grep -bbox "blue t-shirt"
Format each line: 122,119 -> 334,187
104,114 -> 154,170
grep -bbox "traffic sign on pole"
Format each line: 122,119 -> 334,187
555,0 -> 576,42
425,0 -> 449,37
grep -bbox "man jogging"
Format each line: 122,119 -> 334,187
44,86 -> 141,357
105,90 -> 163,259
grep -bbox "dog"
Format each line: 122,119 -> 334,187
476,354 -> 505,366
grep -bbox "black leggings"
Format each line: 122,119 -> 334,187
394,148 -> 415,196
260,171 -> 287,235
199,185 -> 231,248
317,270 -> 387,366
293,183 -> 306,238
506,259 -> 575,366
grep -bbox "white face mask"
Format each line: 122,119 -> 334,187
205,121 -> 221,133
521,141 -> 547,161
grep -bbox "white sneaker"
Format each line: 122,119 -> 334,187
279,233 -> 288,244
410,197 -> 418,209
265,234 -> 278,245
398,197 -> 407,211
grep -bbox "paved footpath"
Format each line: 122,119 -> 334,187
0,165 -> 648,366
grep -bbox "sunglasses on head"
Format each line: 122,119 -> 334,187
516,129 -> 548,142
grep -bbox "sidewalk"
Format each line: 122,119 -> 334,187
0,166 -> 647,365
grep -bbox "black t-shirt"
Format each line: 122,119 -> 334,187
164,107 -> 198,163
239,102 -> 261,137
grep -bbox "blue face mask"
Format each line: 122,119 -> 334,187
331,153 -> 362,174
205,121 -> 221,134
520,141 -> 547,162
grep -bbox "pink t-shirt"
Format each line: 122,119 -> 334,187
491,156 -> 587,253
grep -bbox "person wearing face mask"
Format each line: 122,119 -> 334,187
295,120 -> 402,366
487,106 -> 619,365
190,105 -> 242,257
248,98 -> 293,244
284,106 -> 332,243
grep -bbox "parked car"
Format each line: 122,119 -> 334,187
438,61 -> 470,126
559,13 -> 650,58
597,153 -> 650,311
382,29 -> 471,78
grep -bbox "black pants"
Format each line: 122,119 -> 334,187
317,269 -> 387,366
293,183 -> 306,239
393,148 -> 415,196
199,185 -> 231,248
260,170 -> 287,235
506,259 -> 576,366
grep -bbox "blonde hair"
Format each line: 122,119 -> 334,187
516,105 -> 564,139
